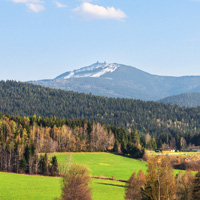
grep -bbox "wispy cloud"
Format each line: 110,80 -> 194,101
54,0 -> 67,8
11,0 -> 44,12
79,0 -> 94,2
73,2 -> 127,21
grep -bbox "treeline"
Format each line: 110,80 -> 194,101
141,131 -> 200,150
1,81 -> 200,139
0,113 -> 145,175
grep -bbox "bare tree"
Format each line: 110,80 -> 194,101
125,170 -> 146,200
59,164 -> 92,200
142,156 -> 176,200
176,171 -> 194,200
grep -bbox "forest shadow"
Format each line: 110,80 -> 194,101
96,182 -> 125,188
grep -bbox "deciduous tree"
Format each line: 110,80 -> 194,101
192,171 -> 200,200
142,156 -> 176,200
125,170 -> 146,200
176,171 -> 194,200
60,164 -> 92,200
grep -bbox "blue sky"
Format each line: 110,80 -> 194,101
1,0 -> 200,81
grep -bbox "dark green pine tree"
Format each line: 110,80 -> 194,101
39,153 -> 49,175
50,156 -> 58,176
192,172 -> 200,200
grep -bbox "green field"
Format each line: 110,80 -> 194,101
0,153 -> 146,200
0,172 -> 125,200
52,152 -> 148,180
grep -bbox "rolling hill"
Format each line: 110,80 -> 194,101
158,93 -> 200,107
1,80 -> 200,136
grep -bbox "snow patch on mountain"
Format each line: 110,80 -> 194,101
64,62 -> 120,79
91,64 -> 119,77
64,72 -> 74,79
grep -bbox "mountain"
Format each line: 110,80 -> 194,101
1,81 -> 200,137
30,62 -> 200,101
158,93 -> 200,107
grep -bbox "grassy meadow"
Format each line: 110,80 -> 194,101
0,153 -> 146,200
1,152 -> 194,200
0,172 -> 126,200
51,152 -> 148,180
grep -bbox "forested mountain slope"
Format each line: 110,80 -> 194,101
1,81 -> 200,137
158,93 -> 200,107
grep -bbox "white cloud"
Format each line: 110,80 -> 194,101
26,3 -> 44,12
54,0 -> 67,8
73,2 -> 127,21
11,0 -> 44,12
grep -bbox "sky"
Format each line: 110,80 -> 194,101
0,0 -> 200,81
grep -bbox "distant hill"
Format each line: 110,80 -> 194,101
1,81 -> 200,137
158,93 -> 200,107
30,62 -> 200,101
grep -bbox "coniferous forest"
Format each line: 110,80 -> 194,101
1,80 -> 200,141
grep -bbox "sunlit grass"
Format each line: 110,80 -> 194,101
0,172 -> 125,200
51,152 -> 148,180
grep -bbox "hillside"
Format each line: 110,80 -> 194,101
158,93 -> 200,107
30,62 -> 200,101
1,81 -> 200,137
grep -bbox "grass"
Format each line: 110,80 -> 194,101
0,153 -> 192,200
51,152 -> 148,180
2,152 -> 186,200
2,135 -> 198,200
0,153 -> 146,200
0,172 -> 125,200
0,172 -> 61,200
92,179 -> 126,200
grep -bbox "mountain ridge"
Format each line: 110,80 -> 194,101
30,62 -> 200,101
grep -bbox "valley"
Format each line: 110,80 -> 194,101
2,1 -> 200,199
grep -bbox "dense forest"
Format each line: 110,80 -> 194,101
1,81 -> 200,139
0,113 -> 146,175
2,111 -> 200,175
158,93 -> 200,107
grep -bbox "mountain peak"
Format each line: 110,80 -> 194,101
55,62 -> 120,80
